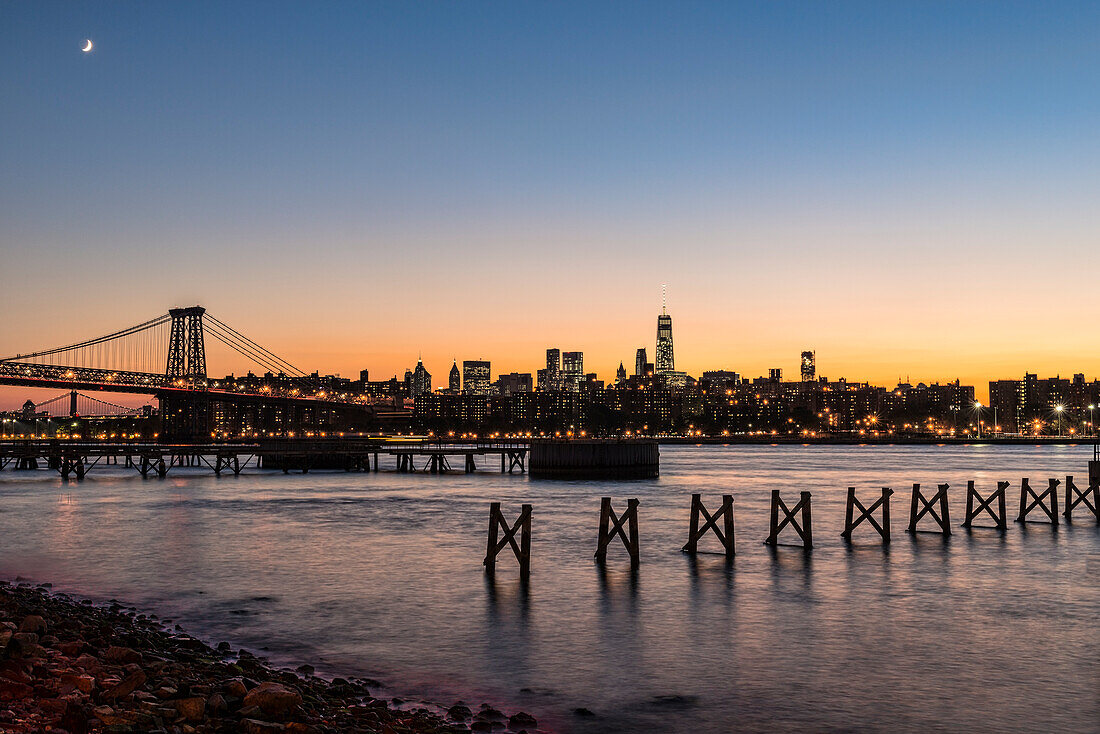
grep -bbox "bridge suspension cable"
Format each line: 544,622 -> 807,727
204,313 -> 307,377
30,391 -> 143,417
0,314 -> 172,374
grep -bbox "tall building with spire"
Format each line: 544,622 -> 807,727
448,360 -> 461,393
655,293 -> 674,375
410,357 -> 432,397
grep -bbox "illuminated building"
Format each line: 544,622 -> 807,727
463,360 -> 491,395
801,351 -> 815,382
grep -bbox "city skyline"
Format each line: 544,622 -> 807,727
4,2 -> 1100,407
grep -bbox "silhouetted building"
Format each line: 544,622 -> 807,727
495,372 -> 533,396
448,360 -> 461,394
801,351 -> 815,382
616,362 -> 627,383
769,368 -> 782,382
410,358 -> 432,397
635,348 -> 648,377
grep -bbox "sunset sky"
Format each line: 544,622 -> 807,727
3,2 -> 1099,407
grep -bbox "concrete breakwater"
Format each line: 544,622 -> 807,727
529,440 -> 659,479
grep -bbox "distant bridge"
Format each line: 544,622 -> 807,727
20,390 -> 145,418
0,306 -> 375,440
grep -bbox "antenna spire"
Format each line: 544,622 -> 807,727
661,283 -> 667,315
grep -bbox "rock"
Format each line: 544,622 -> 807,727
12,632 -> 39,645
19,615 -> 46,634
447,703 -> 472,720
243,718 -> 287,733
103,669 -> 147,701
206,692 -> 228,715
574,707 -> 596,716
224,678 -> 249,698
104,646 -> 142,664
294,664 -> 314,676
0,678 -> 34,700
175,696 -> 205,721
61,673 -> 96,693
58,641 -> 84,656
243,681 -> 302,718
509,711 -> 537,728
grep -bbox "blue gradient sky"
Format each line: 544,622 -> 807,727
2,2 -> 1099,403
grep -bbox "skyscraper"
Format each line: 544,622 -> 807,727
462,360 -> 491,395
410,358 -> 432,397
448,360 -> 460,393
562,351 -> 583,390
635,348 -> 647,377
655,312 -> 674,374
801,351 -> 816,382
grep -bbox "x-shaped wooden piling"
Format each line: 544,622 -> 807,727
484,502 -> 532,575
682,494 -> 735,556
842,487 -> 892,542
764,490 -> 812,549
595,497 -> 639,564
1016,478 -> 1059,525
962,480 -> 1008,529
907,483 -> 951,535
1062,475 -> 1099,523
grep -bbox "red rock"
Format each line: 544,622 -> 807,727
18,615 -> 46,634
224,678 -> 249,698
243,681 -> 302,718
103,646 -> 141,664
0,678 -> 34,700
57,641 -> 84,657
102,669 -> 146,701
243,719 -> 287,733
61,673 -> 96,693
175,696 -> 206,721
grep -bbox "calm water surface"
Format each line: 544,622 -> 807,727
1,445 -> 1097,733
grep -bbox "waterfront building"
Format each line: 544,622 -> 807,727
801,351 -> 816,382
463,360 -> 491,395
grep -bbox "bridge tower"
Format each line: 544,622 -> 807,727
166,307 -> 207,380
162,306 -> 211,441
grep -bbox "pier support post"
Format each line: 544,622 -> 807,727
842,487 -> 892,543
764,490 -> 813,549
1063,475 -> 1099,523
962,481 -> 1008,529
595,497 -> 640,565
682,494 -> 735,557
907,483 -> 951,535
484,502 -> 532,576
465,455 -> 476,473
1016,478 -> 1059,525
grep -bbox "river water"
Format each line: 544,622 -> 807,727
1,445 -> 1097,733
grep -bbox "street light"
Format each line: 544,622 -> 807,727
1089,404 -> 1096,436
974,401 -> 982,440
1055,404 -> 1064,437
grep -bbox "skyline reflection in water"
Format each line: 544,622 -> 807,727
0,445 -> 1097,733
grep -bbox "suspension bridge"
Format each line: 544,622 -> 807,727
0,306 -> 376,440
19,390 -> 145,419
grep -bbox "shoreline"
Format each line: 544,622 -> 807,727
0,579 -> 542,733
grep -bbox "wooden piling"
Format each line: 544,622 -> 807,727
1016,477 -> 1059,525
841,487 -> 892,543
907,483 -> 951,535
962,480 -> 1008,529
1062,475 -> 1099,523
595,497 -> 640,565
682,494 -> 735,557
763,490 -> 812,549
484,502 -> 532,576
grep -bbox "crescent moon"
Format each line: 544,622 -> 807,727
82,39 -> 93,52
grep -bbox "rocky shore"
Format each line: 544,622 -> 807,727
0,580 -> 541,734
